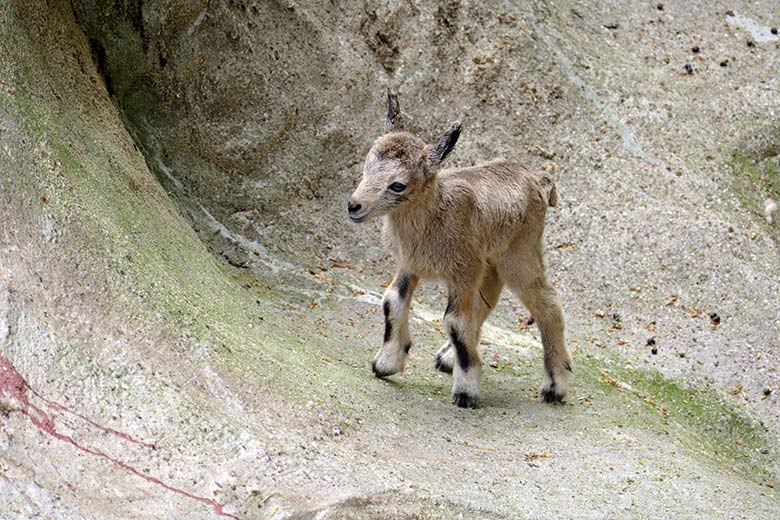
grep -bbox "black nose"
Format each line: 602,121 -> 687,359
347,201 -> 362,214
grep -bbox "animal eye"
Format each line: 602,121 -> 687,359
388,182 -> 407,193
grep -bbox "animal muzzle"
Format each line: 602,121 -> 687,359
347,198 -> 374,223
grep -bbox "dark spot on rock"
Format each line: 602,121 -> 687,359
604,23 -> 619,30
691,46 -> 700,53
527,316 -> 535,326
747,40 -> 755,48
709,312 -> 721,324
612,313 -> 621,322
657,3 -> 664,11
88,38 -> 114,96
725,10 -> 734,17
651,347 -> 658,355
772,28 -> 778,35
647,337 -> 656,346
720,59 -> 729,67
763,388 -> 772,396
684,63 -> 693,75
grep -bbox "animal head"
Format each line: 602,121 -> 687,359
347,90 -> 461,223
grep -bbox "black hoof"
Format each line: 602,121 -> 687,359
541,386 -> 565,404
371,361 -> 394,379
452,391 -> 478,408
434,354 -> 453,374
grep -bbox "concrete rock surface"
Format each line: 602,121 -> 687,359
1,0 -> 779,518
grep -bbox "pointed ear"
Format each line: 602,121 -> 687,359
427,121 -> 461,167
385,89 -> 404,132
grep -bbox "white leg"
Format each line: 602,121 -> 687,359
372,272 -> 418,377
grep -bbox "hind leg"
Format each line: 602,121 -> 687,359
501,247 -> 572,403
435,263 -> 503,374
444,284 -> 483,408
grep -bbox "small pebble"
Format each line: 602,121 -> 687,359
720,59 -> 729,67
691,46 -> 700,53
763,388 -> 772,397
747,40 -> 755,48
709,312 -> 721,324
657,3 -> 664,11
725,10 -> 734,17
684,63 -> 693,75
771,28 -> 778,35
647,337 -> 656,346
651,347 -> 658,355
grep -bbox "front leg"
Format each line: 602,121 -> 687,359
372,272 -> 418,377
444,288 -> 483,408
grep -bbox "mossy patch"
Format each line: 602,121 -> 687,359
567,354 -> 778,487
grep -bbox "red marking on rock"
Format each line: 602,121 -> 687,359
32,390 -> 156,449
0,355 -> 239,520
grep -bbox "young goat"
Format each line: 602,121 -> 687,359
347,91 -> 572,408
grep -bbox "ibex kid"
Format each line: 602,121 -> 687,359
347,91 -> 571,408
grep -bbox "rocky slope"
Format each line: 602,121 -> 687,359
1,1 -> 779,518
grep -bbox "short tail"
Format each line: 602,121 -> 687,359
539,173 -> 557,207
547,183 -> 557,207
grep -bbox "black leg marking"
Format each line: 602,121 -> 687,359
541,370 -> 565,403
435,351 -> 453,374
397,275 -> 410,300
444,296 -> 455,316
382,300 -> 392,343
448,326 -> 471,370
452,391 -> 478,408
541,381 -> 562,403
383,319 -> 393,343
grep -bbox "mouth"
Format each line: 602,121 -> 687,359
349,209 -> 374,223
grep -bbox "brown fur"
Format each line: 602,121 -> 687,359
349,92 -> 571,408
